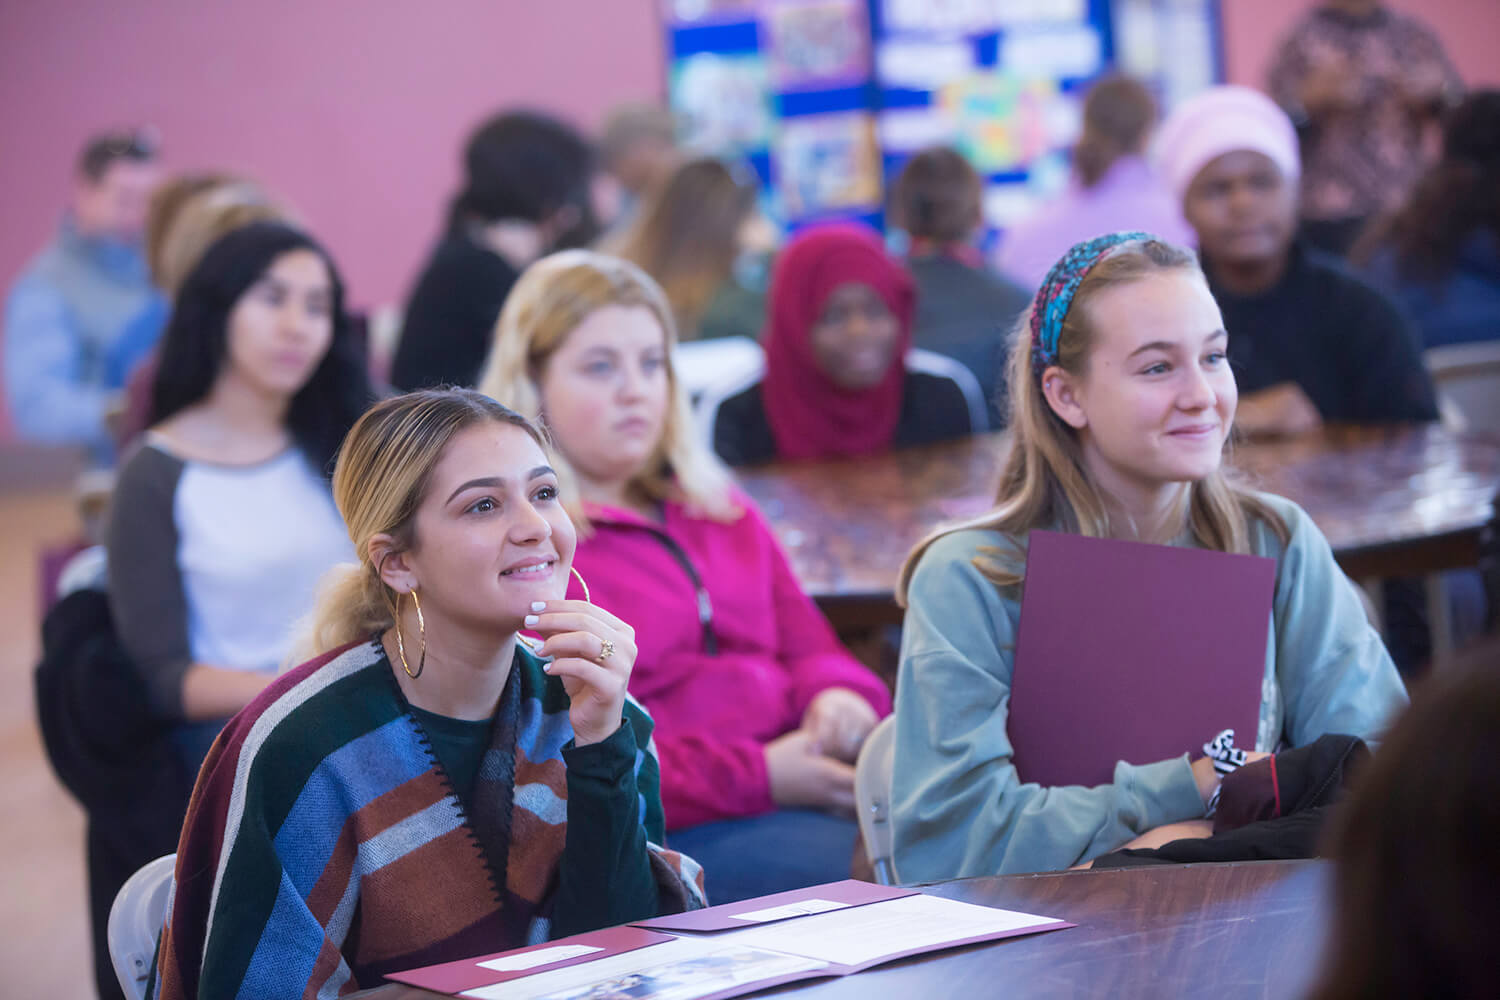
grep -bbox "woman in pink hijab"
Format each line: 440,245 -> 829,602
703,222 -> 987,466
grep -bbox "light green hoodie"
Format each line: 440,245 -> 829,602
891,492 -> 1407,881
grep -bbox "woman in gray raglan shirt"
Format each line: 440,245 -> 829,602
107,221 -> 374,777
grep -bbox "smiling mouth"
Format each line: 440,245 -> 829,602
500,560 -> 555,578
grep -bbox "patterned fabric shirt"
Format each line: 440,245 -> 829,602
147,639 -> 705,998
1268,5 -> 1460,221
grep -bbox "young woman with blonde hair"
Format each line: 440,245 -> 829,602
478,250 -> 891,903
890,232 -> 1407,882
148,388 -> 704,998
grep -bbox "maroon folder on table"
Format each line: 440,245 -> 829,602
1007,530 -> 1276,789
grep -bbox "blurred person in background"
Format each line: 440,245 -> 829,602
3,128 -> 160,459
1269,0 -> 1462,257
890,146 -> 1030,427
1309,647 -> 1500,1000
105,173 -> 234,384
1155,84 -> 1437,438
392,110 -> 601,391
1354,90 -> 1500,351
113,177 -> 287,451
598,102 -> 682,230
608,155 -> 768,342
701,223 -> 987,467
108,221 -> 374,782
998,74 -> 1192,291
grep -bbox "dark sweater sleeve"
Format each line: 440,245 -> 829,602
391,240 -> 518,391
552,719 -> 661,937
1342,277 -> 1440,423
106,446 -> 192,718
711,383 -> 777,467
896,371 -> 978,448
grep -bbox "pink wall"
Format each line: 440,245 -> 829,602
2,0 -> 1494,368
4,0 -> 1492,313
1222,0 -> 1500,90
0,0 -> 666,312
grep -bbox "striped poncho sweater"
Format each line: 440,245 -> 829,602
148,638 -> 706,998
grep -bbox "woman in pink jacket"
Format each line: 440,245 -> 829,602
478,250 -> 890,902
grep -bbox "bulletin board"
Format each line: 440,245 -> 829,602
660,0 -> 1221,240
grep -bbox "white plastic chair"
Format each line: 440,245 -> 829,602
1425,340 -> 1500,435
108,853 -> 176,1000
854,716 -> 899,885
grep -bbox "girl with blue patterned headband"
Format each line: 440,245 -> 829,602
885,233 -> 1407,881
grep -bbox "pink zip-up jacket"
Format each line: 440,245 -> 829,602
569,492 -> 892,830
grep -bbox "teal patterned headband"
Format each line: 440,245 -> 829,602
1030,231 -> 1155,376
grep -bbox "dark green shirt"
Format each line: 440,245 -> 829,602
409,704 -> 492,808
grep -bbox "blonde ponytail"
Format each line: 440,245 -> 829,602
297,562 -> 394,659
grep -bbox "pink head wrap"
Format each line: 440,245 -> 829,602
1153,85 -> 1301,205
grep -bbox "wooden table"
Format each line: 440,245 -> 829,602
364,860 -> 1330,1000
738,425 -> 1500,632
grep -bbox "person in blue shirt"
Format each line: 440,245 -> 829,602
3,128 -> 163,459
890,233 -> 1407,881
1354,90 -> 1500,352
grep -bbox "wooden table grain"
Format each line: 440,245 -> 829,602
737,425 -> 1500,627
362,860 -> 1330,1000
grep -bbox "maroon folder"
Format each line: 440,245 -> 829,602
1008,530 -> 1275,789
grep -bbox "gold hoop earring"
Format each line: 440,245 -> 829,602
570,565 -> 591,604
394,590 -> 426,679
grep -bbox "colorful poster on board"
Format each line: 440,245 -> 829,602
670,52 -> 775,153
763,0 -> 871,90
880,0 -> 1086,34
775,112 -> 882,216
937,74 -> 1058,174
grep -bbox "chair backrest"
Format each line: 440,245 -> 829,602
108,853 -> 176,1000
1425,340 -> 1500,435
854,715 -> 899,885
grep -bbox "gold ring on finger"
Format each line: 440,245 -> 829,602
596,637 -> 615,663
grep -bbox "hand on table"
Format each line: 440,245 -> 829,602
765,729 -> 856,818
528,599 -> 638,747
801,687 -> 879,764
1235,383 -> 1323,438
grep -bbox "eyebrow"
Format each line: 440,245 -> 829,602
1127,330 -> 1227,358
445,466 -> 555,504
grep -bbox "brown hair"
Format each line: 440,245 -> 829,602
889,146 -> 983,245
77,127 -> 157,182
598,103 -> 678,170
1309,644 -> 1500,1000
476,250 -> 738,534
608,156 -> 757,338
1073,75 -> 1158,189
303,388 -> 547,655
143,173 -> 235,285
897,237 -> 1286,601
154,181 -> 288,295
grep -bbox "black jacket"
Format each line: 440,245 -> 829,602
391,231 -> 519,391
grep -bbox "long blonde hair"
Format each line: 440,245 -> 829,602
303,388 -> 548,655
608,156 -> 757,338
896,238 -> 1286,603
476,249 -> 738,533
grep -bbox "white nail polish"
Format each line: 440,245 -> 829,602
531,602 -> 546,612
524,614 -> 539,627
